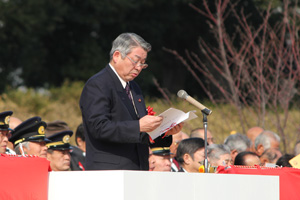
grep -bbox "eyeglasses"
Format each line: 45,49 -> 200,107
126,56 -> 148,69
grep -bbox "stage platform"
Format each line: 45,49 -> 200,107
48,170 -> 279,200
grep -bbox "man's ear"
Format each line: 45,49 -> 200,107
183,153 -> 191,165
112,51 -> 122,64
260,157 -> 268,166
231,149 -> 239,163
76,137 -> 83,146
256,144 -> 264,156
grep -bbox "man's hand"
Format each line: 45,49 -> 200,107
139,115 -> 163,133
165,122 -> 184,136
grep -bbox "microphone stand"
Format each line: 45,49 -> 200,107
202,112 -> 209,173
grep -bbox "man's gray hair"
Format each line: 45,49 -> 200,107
208,144 -> 231,161
254,130 -> 280,150
224,133 -> 251,153
109,33 -> 151,60
14,141 -> 30,155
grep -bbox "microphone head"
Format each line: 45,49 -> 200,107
177,90 -> 188,99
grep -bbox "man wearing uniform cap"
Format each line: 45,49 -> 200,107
45,120 -> 86,171
0,111 -> 13,154
9,117 -> 49,158
46,130 -> 73,171
149,147 -> 172,172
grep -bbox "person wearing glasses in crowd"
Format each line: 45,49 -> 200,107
80,33 -> 183,170
0,111 -> 13,154
208,144 -> 232,167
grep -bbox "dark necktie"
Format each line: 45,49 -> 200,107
125,82 -> 132,100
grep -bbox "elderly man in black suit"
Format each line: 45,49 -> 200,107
80,33 -> 182,170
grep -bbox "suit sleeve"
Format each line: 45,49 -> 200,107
80,78 -> 148,144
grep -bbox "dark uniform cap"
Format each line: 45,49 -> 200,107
0,111 -> 13,130
45,120 -> 70,137
9,116 -> 49,146
46,130 -> 73,150
151,147 -> 173,156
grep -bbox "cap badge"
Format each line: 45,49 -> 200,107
4,116 -> 10,125
38,126 -> 45,134
63,135 -> 70,143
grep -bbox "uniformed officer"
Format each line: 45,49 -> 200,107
46,130 -> 73,171
9,117 -> 49,158
149,147 -> 172,172
0,111 -> 13,154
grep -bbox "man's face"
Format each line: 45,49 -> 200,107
47,149 -> 71,171
113,47 -> 147,82
211,153 -> 232,167
151,154 -> 171,172
26,141 -> 48,158
190,148 -> 205,172
195,130 -> 214,145
0,130 -> 9,153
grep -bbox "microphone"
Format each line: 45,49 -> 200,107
177,90 -> 212,115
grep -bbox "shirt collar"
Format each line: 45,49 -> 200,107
109,63 -> 127,89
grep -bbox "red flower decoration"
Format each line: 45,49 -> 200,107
147,106 -> 156,116
147,106 -> 156,143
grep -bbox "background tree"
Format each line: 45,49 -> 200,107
165,0 -> 300,153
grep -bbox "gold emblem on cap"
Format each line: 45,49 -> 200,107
4,116 -> 10,125
38,126 -> 45,134
63,135 -> 70,143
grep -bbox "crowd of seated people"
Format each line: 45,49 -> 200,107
0,110 -> 298,173
0,111 -> 86,171
149,124 -> 299,172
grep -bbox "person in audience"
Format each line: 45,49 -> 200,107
9,116 -> 49,158
208,144 -> 232,167
254,130 -> 280,156
260,148 -> 282,166
176,138 -> 205,173
0,111 -> 13,154
276,154 -> 294,167
170,131 -> 189,172
246,126 -> 264,152
294,141 -> 300,156
148,148 -> 155,171
45,120 -> 85,171
7,116 -> 22,153
224,133 -> 251,163
190,128 -> 214,145
75,123 -> 86,153
234,151 -> 261,166
149,147 -> 172,172
46,130 -> 73,171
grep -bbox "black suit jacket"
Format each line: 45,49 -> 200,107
80,65 -> 171,170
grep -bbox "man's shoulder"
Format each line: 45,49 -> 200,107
86,66 -> 111,84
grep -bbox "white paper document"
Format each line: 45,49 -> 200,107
147,108 -> 198,140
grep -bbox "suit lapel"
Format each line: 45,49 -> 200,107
106,65 -> 138,120
130,82 -> 147,119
